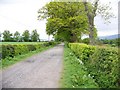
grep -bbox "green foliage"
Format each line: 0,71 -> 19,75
2,30 -> 41,42
31,29 -> 39,42
60,46 -> 98,88
98,38 -> 120,47
54,31 -> 72,42
22,30 -> 30,42
0,45 -> 2,59
82,38 -> 90,44
1,42 -> 44,45
2,30 -> 13,42
14,31 -> 20,42
1,44 -> 56,69
38,2 -> 89,42
1,42 -> 57,59
69,43 -> 119,88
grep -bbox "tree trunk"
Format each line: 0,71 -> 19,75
83,0 -> 99,45
70,33 -> 77,42
88,15 -> 95,45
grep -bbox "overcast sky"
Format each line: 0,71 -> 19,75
0,0 -> 119,40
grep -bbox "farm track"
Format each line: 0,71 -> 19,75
0,43 -> 64,88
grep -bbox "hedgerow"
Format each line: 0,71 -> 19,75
61,47 -> 98,88
1,42 -> 57,59
69,43 -> 119,88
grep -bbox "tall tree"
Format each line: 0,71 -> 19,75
22,30 -> 30,42
83,0 -> 114,45
14,31 -> 20,42
38,2 -> 89,42
2,30 -> 13,42
31,29 -> 39,42
38,0 -> 114,43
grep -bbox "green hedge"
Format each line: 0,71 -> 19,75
1,42 -> 57,59
69,43 -> 119,88
61,47 -> 98,88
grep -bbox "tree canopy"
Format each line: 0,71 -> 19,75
3,30 -> 13,42
22,30 -> 30,42
31,29 -> 39,42
2,30 -> 40,42
38,0 -> 114,44
38,2 -> 90,42
14,31 -> 20,42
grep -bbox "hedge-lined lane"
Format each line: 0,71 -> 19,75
1,43 -> 64,88
69,43 -> 119,88
1,42 -> 59,68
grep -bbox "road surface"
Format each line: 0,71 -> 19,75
0,43 -> 64,88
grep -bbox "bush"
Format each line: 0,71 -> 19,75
1,42 -> 57,59
61,47 -> 98,88
69,43 -> 119,88
82,38 -> 90,44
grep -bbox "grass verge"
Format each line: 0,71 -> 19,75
60,46 -> 99,88
1,45 -> 55,69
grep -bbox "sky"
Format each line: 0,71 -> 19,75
0,0 -> 119,40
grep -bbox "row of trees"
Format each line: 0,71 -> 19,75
2,30 -> 40,42
38,0 -> 114,45
98,38 -> 120,47
82,38 -> 120,47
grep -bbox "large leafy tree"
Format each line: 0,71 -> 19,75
38,2 -> 89,42
14,31 -> 20,42
2,30 -> 13,42
31,29 -> 39,42
22,30 -> 30,42
38,0 -> 114,44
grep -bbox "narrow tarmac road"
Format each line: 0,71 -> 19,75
0,43 -> 64,88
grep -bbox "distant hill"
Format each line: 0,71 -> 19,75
99,34 -> 120,40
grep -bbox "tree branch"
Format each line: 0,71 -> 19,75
93,0 -> 99,16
